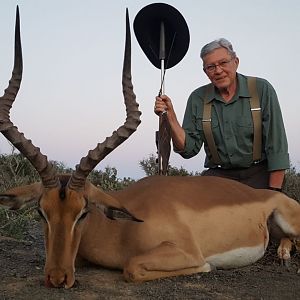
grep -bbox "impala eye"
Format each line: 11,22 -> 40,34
37,208 -> 46,222
77,211 -> 89,223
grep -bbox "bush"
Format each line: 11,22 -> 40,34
139,153 -> 201,176
0,206 -> 39,240
283,166 -> 300,202
0,153 -> 40,191
88,166 -> 135,191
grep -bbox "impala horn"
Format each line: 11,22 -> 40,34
0,6 -> 59,188
68,9 -> 141,191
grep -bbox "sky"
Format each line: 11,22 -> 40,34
0,0 -> 299,179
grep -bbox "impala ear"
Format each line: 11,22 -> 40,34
0,182 -> 43,210
84,181 -> 143,222
102,206 -> 143,222
84,181 -> 124,208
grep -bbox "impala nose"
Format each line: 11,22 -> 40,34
45,269 -> 74,289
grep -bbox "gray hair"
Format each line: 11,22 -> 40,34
200,38 -> 236,59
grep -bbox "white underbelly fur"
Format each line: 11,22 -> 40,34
206,244 -> 265,269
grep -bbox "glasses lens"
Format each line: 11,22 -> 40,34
206,65 -> 215,72
220,60 -> 230,68
205,58 -> 233,73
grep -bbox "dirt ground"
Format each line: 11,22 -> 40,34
1,222 -> 300,300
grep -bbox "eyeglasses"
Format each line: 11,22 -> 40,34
204,58 -> 234,73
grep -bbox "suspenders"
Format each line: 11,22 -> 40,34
202,76 -> 262,166
202,84 -> 222,165
247,77 -> 262,162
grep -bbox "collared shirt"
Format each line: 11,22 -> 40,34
177,73 -> 289,171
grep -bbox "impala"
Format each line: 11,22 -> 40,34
1,7 -> 300,290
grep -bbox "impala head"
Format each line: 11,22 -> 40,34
0,7 -> 141,288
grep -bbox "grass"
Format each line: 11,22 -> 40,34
0,206 -> 39,240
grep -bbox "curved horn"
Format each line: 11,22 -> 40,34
0,6 -> 59,188
68,9 -> 141,191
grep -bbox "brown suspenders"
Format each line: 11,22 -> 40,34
202,85 -> 222,165
247,77 -> 262,162
202,76 -> 262,165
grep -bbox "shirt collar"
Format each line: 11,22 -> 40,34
204,73 -> 250,103
238,73 -> 251,98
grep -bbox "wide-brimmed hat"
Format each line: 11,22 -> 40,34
133,3 -> 190,69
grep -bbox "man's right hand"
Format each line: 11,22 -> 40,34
154,95 -> 174,115
154,94 -> 186,152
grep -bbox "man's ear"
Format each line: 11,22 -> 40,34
234,56 -> 239,68
84,181 -> 143,222
0,182 -> 43,210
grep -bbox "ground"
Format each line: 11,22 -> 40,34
1,222 -> 300,300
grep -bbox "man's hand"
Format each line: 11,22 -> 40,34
154,94 -> 186,152
154,95 -> 174,115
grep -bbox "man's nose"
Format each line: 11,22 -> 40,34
214,64 -> 223,73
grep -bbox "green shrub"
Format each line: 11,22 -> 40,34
0,153 -> 40,191
139,153 -> 201,176
88,166 -> 135,191
0,206 -> 39,240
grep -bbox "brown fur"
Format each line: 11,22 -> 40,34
1,175 -> 299,288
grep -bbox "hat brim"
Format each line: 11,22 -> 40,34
134,3 -> 190,69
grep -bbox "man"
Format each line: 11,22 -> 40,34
154,38 -> 289,190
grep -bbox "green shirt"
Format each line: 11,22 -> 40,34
178,73 -> 289,171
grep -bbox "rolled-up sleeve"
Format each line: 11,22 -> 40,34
174,91 -> 204,159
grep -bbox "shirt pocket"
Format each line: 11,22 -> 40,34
195,116 -> 219,130
236,118 -> 253,140
195,116 -> 219,141
237,119 -> 252,127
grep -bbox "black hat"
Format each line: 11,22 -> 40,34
134,3 -> 190,69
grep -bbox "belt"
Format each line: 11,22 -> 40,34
215,160 -> 266,171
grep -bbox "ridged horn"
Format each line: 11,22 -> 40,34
0,6 -> 59,188
68,9 -> 141,191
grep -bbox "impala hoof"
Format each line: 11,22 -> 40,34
280,258 -> 291,268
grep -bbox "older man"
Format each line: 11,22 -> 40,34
154,38 -> 289,190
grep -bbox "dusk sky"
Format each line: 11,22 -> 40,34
0,0 -> 299,179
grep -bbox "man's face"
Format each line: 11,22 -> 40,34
202,47 -> 239,90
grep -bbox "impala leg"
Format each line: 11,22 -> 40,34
123,241 -> 211,282
277,238 -> 293,267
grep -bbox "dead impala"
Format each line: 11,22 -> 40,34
0,7 -> 300,289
